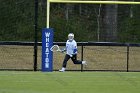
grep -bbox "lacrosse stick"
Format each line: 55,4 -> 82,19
50,45 -> 62,52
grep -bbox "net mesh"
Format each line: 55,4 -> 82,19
49,2 -> 140,71
50,3 -> 140,42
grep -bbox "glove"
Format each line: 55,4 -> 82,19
61,48 -> 66,53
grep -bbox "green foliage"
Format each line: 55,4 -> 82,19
0,0 -> 35,41
118,5 -> 140,43
0,1 -> 140,43
50,4 -> 98,42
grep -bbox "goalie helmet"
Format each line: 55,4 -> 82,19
68,33 -> 74,41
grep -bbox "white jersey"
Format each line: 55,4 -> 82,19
66,40 -> 77,56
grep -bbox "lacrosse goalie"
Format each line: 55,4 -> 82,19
59,33 -> 87,72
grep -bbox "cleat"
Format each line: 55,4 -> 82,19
82,61 -> 87,65
59,67 -> 65,72
59,69 -> 65,72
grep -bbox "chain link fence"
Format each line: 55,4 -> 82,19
0,42 -> 140,71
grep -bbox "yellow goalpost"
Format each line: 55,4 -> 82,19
47,0 -> 140,28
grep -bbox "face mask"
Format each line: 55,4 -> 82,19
68,33 -> 74,40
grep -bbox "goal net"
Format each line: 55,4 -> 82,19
48,0 -> 140,42
48,0 -> 140,71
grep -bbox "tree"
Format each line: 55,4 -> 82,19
100,1 -> 118,42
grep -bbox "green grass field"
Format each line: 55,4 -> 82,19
0,71 -> 140,93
